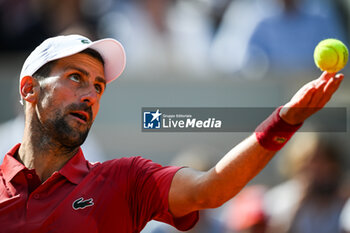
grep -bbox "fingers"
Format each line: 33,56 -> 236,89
317,74 -> 344,107
309,80 -> 328,107
290,73 -> 344,108
282,72 -> 344,124
319,71 -> 337,81
323,74 -> 343,97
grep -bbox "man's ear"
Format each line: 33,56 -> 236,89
20,76 -> 40,104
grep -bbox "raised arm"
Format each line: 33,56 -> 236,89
169,72 -> 344,217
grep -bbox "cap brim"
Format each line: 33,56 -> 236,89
89,38 -> 126,84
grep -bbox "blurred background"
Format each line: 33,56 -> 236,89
1,0 -> 350,232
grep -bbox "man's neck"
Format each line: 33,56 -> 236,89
18,125 -> 79,182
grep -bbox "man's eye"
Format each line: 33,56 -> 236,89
94,84 -> 102,94
69,74 -> 81,82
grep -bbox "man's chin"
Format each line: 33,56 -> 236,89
50,117 -> 91,148
60,133 -> 89,149
54,127 -> 90,149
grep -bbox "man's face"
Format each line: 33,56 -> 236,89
34,53 -> 106,148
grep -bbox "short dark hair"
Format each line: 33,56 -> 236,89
33,48 -> 105,80
80,48 -> 105,66
32,60 -> 57,80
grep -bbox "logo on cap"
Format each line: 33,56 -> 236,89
80,39 -> 90,44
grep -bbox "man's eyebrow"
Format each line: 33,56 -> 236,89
65,65 -> 90,77
95,76 -> 106,89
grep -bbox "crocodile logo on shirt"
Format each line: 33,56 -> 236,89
72,197 -> 94,210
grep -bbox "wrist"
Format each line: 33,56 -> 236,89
255,106 -> 303,151
279,105 -> 304,125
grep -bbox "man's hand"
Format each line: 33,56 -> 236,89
280,72 -> 344,125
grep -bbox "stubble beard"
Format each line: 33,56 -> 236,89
37,104 -> 93,151
49,112 -> 91,149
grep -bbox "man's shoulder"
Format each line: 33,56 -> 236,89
88,156 -> 177,181
85,156 -> 171,188
95,156 -> 148,166
88,156 -> 155,172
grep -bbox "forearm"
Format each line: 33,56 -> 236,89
194,134 -> 275,208
169,134 -> 276,217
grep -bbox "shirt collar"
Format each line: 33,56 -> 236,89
1,143 -> 26,184
1,144 -> 90,185
59,147 -> 90,184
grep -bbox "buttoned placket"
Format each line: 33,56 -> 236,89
26,172 -> 62,221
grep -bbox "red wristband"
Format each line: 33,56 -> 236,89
255,106 -> 303,151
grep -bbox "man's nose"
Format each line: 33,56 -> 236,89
80,87 -> 97,106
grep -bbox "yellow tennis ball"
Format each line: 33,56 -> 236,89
314,38 -> 349,73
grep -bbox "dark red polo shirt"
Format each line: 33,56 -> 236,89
0,144 -> 198,233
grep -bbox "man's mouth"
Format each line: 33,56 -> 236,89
69,111 -> 89,123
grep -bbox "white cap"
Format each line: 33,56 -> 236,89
19,34 -> 126,104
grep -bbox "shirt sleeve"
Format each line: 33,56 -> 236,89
125,156 -> 199,232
